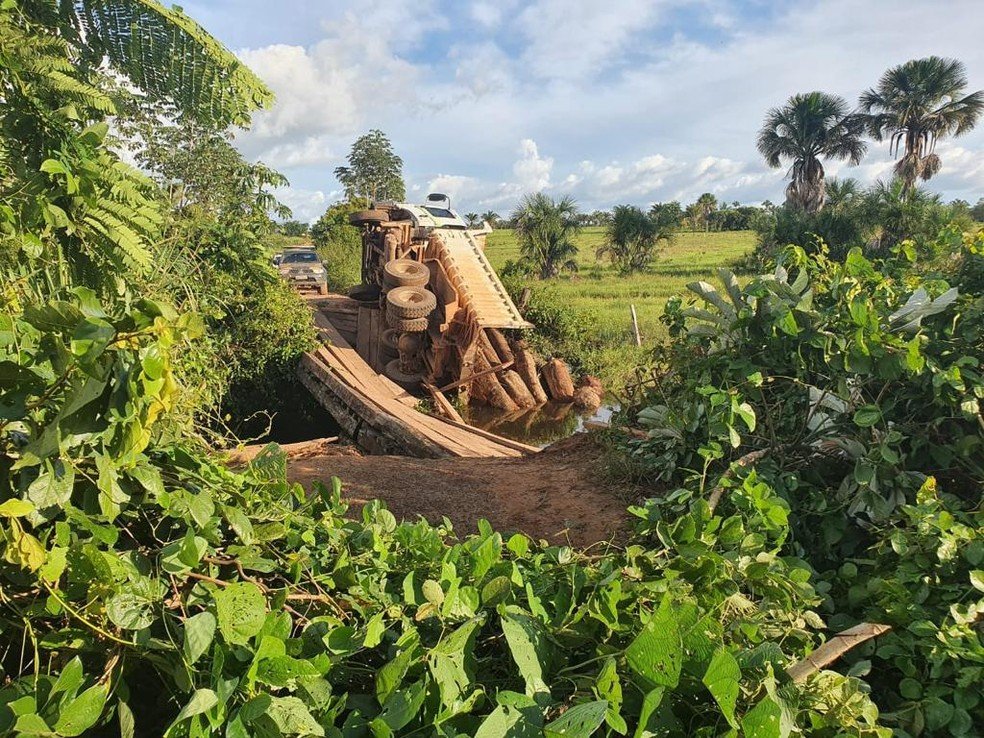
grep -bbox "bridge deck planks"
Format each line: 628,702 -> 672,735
304,307 -> 535,458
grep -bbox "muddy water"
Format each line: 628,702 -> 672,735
460,401 -> 619,448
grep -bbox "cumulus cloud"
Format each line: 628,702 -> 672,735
222,0 -> 984,215
513,139 -> 553,192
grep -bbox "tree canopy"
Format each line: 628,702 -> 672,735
333,129 -> 406,202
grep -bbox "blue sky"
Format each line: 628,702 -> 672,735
185,0 -> 984,222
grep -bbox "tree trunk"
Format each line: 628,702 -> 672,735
512,340 -> 548,404
485,329 -> 514,364
501,369 -> 537,409
542,358 -> 575,402
470,350 -> 518,412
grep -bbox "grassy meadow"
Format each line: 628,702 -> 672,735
486,227 -> 756,385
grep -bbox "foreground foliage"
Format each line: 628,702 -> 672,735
615,229 -> 984,736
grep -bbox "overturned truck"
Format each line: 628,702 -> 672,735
334,195 -> 582,412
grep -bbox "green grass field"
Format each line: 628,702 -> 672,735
487,227 -> 755,344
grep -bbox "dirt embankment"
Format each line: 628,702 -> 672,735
232,434 -> 634,547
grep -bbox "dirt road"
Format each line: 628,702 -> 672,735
232,434 -> 633,547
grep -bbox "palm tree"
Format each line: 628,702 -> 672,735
464,212 -> 480,227
511,193 -> 581,279
757,92 -> 866,213
859,57 -> 984,195
480,210 -> 500,227
694,193 -> 718,232
597,205 -> 674,274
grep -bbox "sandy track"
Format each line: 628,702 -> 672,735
231,434 -> 633,547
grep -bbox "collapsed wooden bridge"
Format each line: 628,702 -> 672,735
298,297 -> 538,458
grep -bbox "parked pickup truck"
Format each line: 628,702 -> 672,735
276,247 -> 328,295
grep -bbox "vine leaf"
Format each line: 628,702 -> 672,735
702,648 -> 740,727
213,582 -> 266,646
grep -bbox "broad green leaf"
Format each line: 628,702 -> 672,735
633,687 -> 665,738
26,461 -> 74,512
183,611 -> 216,666
474,705 -> 540,738
376,646 -> 414,706
53,684 -> 107,737
430,617 -> 483,705
372,680 -> 427,733
164,689 -> 218,736
702,648 -> 740,727
969,570 -> 984,593
214,582 -> 266,645
543,700 -> 608,738
500,606 -> 550,697
117,701 -> 135,738
852,405 -> 882,427
106,578 -> 165,630
50,657 -> 85,699
0,499 -> 34,518
625,599 -> 682,688
740,695 -> 782,738
263,696 -> 325,736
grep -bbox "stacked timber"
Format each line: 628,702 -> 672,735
464,329 -> 600,410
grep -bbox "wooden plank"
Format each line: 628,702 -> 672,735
367,308 -> 382,373
434,417 -> 541,454
424,382 -> 465,424
300,355 -> 451,458
307,302 -> 530,458
356,306 -> 371,364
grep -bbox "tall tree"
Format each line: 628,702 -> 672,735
860,57 -> 984,194
0,0 -> 272,291
757,92 -> 866,213
334,130 -> 406,202
597,205 -> 674,274
693,193 -> 718,232
511,193 -> 581,279
480,210 -> 500,227
649,201 -> 683,230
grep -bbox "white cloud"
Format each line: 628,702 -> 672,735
220,0 -> 984,215
513,139 -> 553,192
274,187 -> 333,223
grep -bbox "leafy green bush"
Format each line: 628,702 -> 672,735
0,284 -> 902,736
311,200 -> 367,293
612,229 -> 984,735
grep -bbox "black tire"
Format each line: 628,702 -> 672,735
383,259 -> 430,288
386,286 -> 436,319
348,209 -> 389,225
386,312 -> 429,332
385,358 -> 423,390
381,328 -> 401,351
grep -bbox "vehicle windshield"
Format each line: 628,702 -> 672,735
282,252 -> 319,264
423,206 -> 456,219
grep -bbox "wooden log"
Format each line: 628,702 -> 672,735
577,374 -> 604,396
512,341 -> 548,404
573,386 -> 602,411
470,350 -> 518,412
439,359 -> 512,394
477,331 -> 502,367
423,382 -> 465,424
501,369 -> 537,409
486,328 -> 514,364
542,358 -> 575,402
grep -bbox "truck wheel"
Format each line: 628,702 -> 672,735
386,313 -> 429,332
386,286 -> 436,319
383,259 -> 430,288
348,209 -> 389,225
381,328 -> 401,351
385,358 -> 423,391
